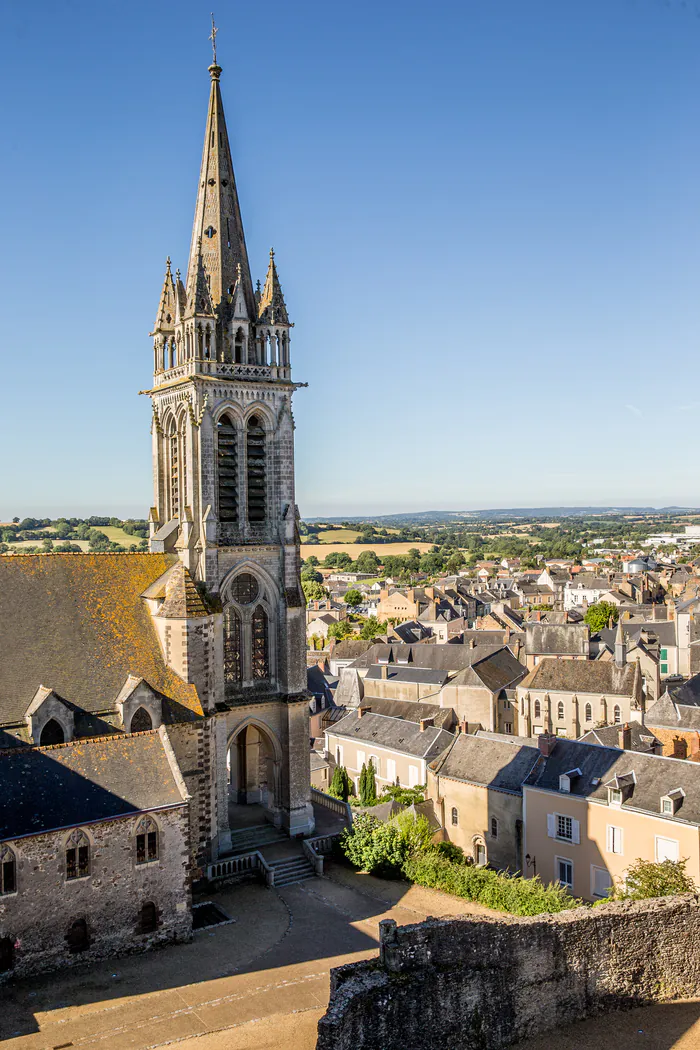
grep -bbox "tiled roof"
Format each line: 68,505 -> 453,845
330,710 -> 453,761
0,553 -> 203,723
0,729 -> 188,840
431,733 -> 540,793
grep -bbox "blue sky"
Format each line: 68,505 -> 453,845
1,0 -> 699,519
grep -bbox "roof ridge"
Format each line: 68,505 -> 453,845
0,729 -> 160,757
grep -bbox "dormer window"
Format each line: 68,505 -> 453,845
559,768 -> 582,794
661,789 -> 684,816
608,788 -> 622,806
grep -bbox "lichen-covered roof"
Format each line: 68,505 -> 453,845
0,729 -> 188,840
156,561 -> 209,618
0,553 -> 203,723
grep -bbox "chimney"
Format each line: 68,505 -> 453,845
380,664 -> 388,679
618,723 -> 632,750
563,610 -> 568,624
419,717 -> 434,732
503,626 -> 510,643
460,719 -> 469,735
425,586 -> 435,599
538,732 -> 556,757
358,706 -> 370,718
317,658 -> 326,673
469,638 -> 476,650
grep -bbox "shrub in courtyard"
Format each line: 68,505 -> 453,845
328,765 -> 352,802
609,858 -> 695,901
341,812 -> 433,878
379,784 -> 425,807
359,760 -> 378,806
402,852 -> 579,916
430,840 -> 466,864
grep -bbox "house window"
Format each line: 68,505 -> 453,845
0,848 -> 16,895
451,807 -> 459,826
556,857 -> 574,891
557,814 -> 573,841
557,701 -> 565,721
608,787 -> 622,806
662,798 -> 674,815
136,819 -> 159,864
251,605 -> 270,680
408,765 -> 420,788
66,831 -> 90,880
591,865 -> 612,899
369,755 -> 380,777
246,415 -> 266,523
585,703 -> 592,723
217,414 -> 238,522
474,839 -> 487,866
613,705 -> 621,723
504,722 -> 512,734
660,648 -> 668,660
606,825 -> 623,855
491,817 -> 498,838
655,836 -> 679,863
661,664 -> 668,675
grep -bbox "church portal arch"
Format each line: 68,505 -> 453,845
226,718 -> 282,809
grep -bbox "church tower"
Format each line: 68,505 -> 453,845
146,49 -> 312,844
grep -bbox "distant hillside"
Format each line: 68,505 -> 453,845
305,506 -> 700,525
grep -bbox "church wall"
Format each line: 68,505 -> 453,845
166,721 -> 217,869
0,806 -> 191,982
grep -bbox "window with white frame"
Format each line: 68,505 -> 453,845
556,857 -> 574,891
606,825 -> 623,855
386,758 -> 396,784
591,865 -> 612,899
655,836 -> 679,863
408,765 -> 420,788
369,755 -> 380,778
547,812 -> 580,843
356,750 -> 366,771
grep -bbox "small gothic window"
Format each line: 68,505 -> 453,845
136,819 -> 158,864
217,414 -> 238,522
614,705 -> 622,723
40,718 -> 65,746
557,701 -> 565,721
585,703 -> 592,723
451,807 -> 459,826
224,605 -> 242,683
231,572 -> 259,605
204,225 -> 216,238
234,328 -> 245,364
130,707 -> 153,733
0,848 -> 16,895
65,918 -> 89,953
140,901 -> 158,934
66,831 -> 90,880
0,937 -> 14,972
252,605 -> 270,680
534,699 -> 541,719
246,415 -> 266,523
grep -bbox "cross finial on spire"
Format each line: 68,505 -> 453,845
209,13 -> 218,65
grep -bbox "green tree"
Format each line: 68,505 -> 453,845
302,579 -> 327,602
360,759 -> 377,806
344,588 -> 363,607
355,550 -> 380,574
305,554 -> 319,566
584,601 -> 619,632
445,552 -> 465,575
328,765 -> 351,802
359,616 -> 386,640
609,858 -> 695,901
328,620 -> 353,641
301,566 -> 323,584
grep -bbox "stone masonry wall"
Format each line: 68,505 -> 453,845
317,895 -> 700,1050
0,805 -> 191,982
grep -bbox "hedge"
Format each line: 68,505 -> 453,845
402,851 -> 580,916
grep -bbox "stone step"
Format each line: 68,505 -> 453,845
228,825 -> 287,855
270,856 -> 315,887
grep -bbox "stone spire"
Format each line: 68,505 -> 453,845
185,61 -> 256,321
187,239 -> 215,317
151,258 -> 176,334
614,618 -> 626,669
257,248 -> 290,325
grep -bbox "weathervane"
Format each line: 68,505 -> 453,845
209,13 -> 218,65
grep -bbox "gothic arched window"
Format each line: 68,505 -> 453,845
557,701 -> 565,721
451,807 -> 459,826
217,414 -> 238,522
585,703 -> 592,723
252,605 -> 269,680
66,830 -> 90,881
231,572 -> 259,605
130,707 -> 153,733
40,718 -> 64,746
234,328 -> 244,364
534,699 -> 541,719
135,818 -> 158,864
224,605 -> 242,683
614,705 -> 622,724
0,847 -> 16,895
246,415 -> 266,523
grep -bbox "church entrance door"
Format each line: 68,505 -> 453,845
227,723 -> 279,810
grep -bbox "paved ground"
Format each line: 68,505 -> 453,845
1,863 -> 699,1050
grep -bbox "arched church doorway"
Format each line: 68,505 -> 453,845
227,722 -> 279,809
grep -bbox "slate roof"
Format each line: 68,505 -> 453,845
348,642 -> 504,673
521,657 -> 640,698
525,623 -> 589,656
431,733 -> 540,793
329,710 -> 453,761
155,562 -> 209,618
646,692 -> 700,732
527,737 -> 700,825
0,553 -> 203,723
0,728 -> 188,841
599,621 -> 676,650
365,666 -> 448,686
579,722 -> 662,753
450,648 -> 527,693
358,696 -> 454,730
330,639 -> 376,661
668,674 -> 700,707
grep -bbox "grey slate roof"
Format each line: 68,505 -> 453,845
450,648 -> 527,694
522,658 -> 640,698
525,623 -> 589,656
0,729 -> 188,841
599,621 -> 676,650
329,710 -> 453,761
669,674 -> 700,707
527,737 -> 700,825
432,733 -> 540,793
358,696 -> 454,730
646,693 -> 700,732
365,666 -> 448,686
579,722 -> 662,753
348,643 -> 504,673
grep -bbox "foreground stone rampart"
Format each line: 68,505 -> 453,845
317,895 -> 700,1050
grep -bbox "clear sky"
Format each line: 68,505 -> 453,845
1,0 -> 699,519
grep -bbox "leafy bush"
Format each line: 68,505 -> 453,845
430,840 -> 466,864
609,858 -> 695,901
341,812 -> 434,878
403,852 -> 578,916
379,784 -> 425,807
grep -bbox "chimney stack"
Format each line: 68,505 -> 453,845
380,664 -> 388,679
419,717 -> 434,732
538,732 -> 556,757
358,706 -> 370,718
460,719 -> 469,735
469,638 -> 476,650
618,723 -> 632,750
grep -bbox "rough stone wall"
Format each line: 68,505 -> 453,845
166,720 -> 216,868
0,806 -> 191,982
317,895 -> 700,1050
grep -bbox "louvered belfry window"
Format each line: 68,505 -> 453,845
246,415 -> 266,522
252,605 -> 269,680
218,415 -> 238,521
169,431 -> 179,518
224,605 -> 242,683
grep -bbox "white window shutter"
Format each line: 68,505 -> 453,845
606,825 -> 612,853
572,819 -> 580,844
547,813 -> 555,838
